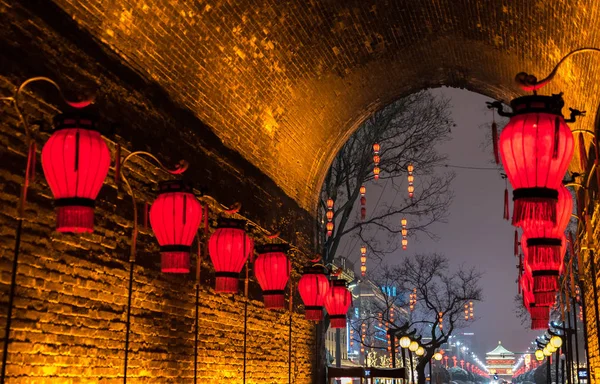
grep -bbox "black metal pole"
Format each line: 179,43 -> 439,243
243,300 -> 248,384
429,359 -> 433,384
547,358 -> 551,384
402,348 -> 406,368
0,219 -> 23,384
391,335 -> 396,368
566,313 -> 573,384
123,260 -> 135,384
572,297 -> 581,384
194,283 -> 199,384
555,349 -> 559,384
561,352 -> 565,384
577,280 -> 591,381
588,251 -> 600,352
288,313 -> 292,384
409,350 -> 415,384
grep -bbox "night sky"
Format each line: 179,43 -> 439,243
345,88 -> 541,360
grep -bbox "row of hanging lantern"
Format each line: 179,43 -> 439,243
409,288 -> 417,311
360,245 -> 367,277
401,218 -> 408,250
490,88 -> 581,330
464,301 -> 474,321
326,197 -> 334,236
39,106 -> 354,321
373,143 -> 381,180
407,163 -> 415,198
360,185 -> 367,220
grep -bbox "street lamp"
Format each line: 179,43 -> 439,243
535,349 -> 545,361
550,335 -> 563,349
409,341 -> 419,352
400,336 -> 412,349
433,352 -> 443,361
416,346 -> 425,356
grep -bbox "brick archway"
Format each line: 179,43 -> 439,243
48,0 -> 600,212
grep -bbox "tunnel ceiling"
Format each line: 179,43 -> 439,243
52,0 -> 600,212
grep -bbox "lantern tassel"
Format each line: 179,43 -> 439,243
28,142 -> 37,183
533,290 -> 557,307
512,198 -> 557,227
514,230 -> 519,256
579,133 -> 588,170
491,121 -> 500,164
503,188 -> 509,220
528,244 -> 562,266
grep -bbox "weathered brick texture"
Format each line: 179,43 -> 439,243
0,1 -> 316,382
45,0 -> 600,211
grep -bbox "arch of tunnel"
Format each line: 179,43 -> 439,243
1,0 -> 600,382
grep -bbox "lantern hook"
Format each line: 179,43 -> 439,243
515,47 -> 600,92
486,101 -> 513,117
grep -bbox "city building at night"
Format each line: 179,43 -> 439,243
486,342 -> 515,382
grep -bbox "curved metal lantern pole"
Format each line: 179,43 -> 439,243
0,77 -> 94,384
118,151 -> 188,384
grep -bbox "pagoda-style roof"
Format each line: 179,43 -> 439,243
486,341 -> 514,356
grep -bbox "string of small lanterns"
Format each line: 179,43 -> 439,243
326,197 -> 334,236
373,143 -> 381,180
360,245 -> 367,277
360,185 -> 367,220
407,163 -> 414,198
401,218 -> 408,250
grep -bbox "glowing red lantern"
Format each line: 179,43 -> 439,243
254,244 -> 291,309
408,184 -> 415,198
324,279 -> 352,328
360,207 -> 366,220
373,155 -> 381,165
208,218 -> 254,293
326,221 -> 334,236
41,112 -> 110,233
360,185 -> 366,196
326,210 -> 334,221
298,266 -> 330,320
499,95 -> 574,228
407,164 -> 414,173
373,143 -> 380,154
326,198 -> 334,209
373,166 -> 381,180
402,238 -> 408,250
360,245 -> 367,255
150,181 -> 202,273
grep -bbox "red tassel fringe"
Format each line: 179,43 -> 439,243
514,230 -> 519,256
264,294 -> 285,309
579,133 -> 588,170
492,122 -> 499,164
56,206 -> 94,233
529,306 -> 549,319
305,308 -> 323,321
531,318 -> 549,330
215,277 -> 239,293
527,244 -> 562,268
330,317 -> 347,329
504,188 -> 509,221
534,291 -> 556,307
512,198 -> 557,228
161,251 -> 190,273
533,275 -> 558,292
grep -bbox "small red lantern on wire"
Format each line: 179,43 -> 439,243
373,143 -> 380,154
326,198 -> 334,210
495,95 -> 575,228
407,163 -> 415,198
254,244 -> 291,309
373,166 -> 381,180
373,154 -> 381,165
326,210 -> 334,221
150,181 -> 203,273
360,185 -> 366,196
326,221 -> 334,237
208,218 -> 254,293
298,265 -> 330,320
41,112 -> 111,233
324,279 -> 352,328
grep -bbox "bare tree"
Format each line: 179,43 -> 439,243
350,254 -> 482,384
319,90 -> 455,264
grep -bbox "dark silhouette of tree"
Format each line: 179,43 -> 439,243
350,253 -> 482,384
318,90 -> 455,265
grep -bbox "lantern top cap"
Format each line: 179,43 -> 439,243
53,111 -> 98,131
509,94 -> 565,117
302,265 -> 329,275
256,243 -> 290,254
216,217 -> 247,230
157,180 -> 194,194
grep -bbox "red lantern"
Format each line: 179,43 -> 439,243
254,244 -> 291,309
326,198 -> 334,209
360,196 -> 366,206
408,184 -> 415,198
361,207 -> 366,220
373,143 -> 380,154
373,154 -> 381,165
208,218 -> 253,293
360,245 -> 367,255
360,185 -> 366,196
41,112 -> 110,233
150,181 -> 202,273
326,210 -> 334,221
373,166 -> 381,180
298,266 -> 330,320
402,238 -> 408,250
499,95 -> 574,228
326,221 -> 334,236
407,164 -> 414,173
324,279 -> 352,328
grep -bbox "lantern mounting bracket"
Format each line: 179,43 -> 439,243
565,108 -> 586,123
486,101 -> 513,117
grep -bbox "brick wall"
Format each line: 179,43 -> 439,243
0,2 -> 316,383
45,0 -> 600,211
